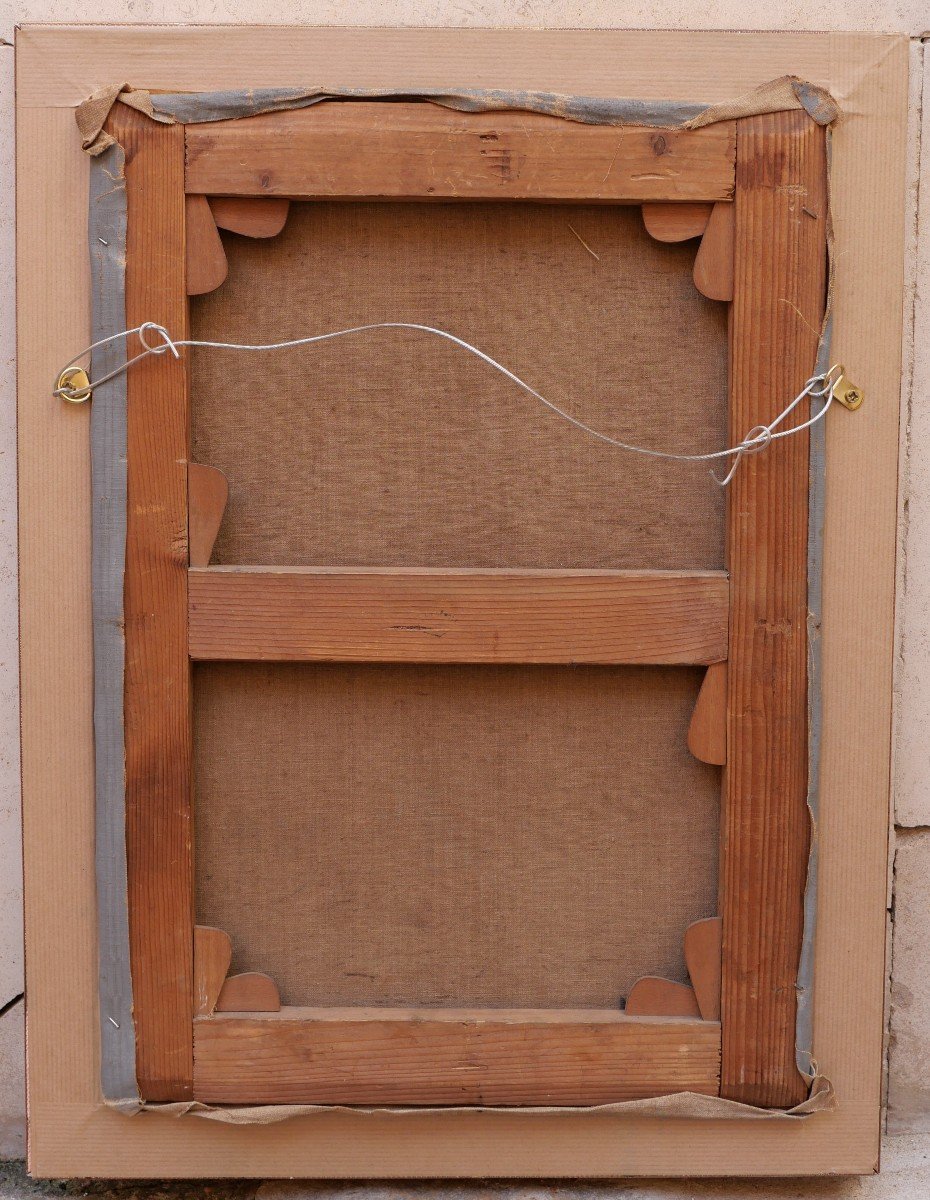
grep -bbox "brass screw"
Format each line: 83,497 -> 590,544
845,388 -> 862,407
57,367 -> 92,404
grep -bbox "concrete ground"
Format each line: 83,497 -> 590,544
2,1 -> 930,1195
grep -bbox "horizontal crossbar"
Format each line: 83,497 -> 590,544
188,566 -> 729,664
193,1007 -> 721,1105
185,104 -> 736,203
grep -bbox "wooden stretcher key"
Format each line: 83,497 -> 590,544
642,202 -> 713,242
188,463 -> 229,568
210,196 -> 291,238
685,917 -> 723,1022
688,661 -> 728,765
625,976 -> 702,1018
693,202 -> 734,301
193,926 -> 232,1016
186,194 -> 228,296
216,972 -> 281,1012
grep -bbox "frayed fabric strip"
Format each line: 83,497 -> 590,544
107,1076 -> 836,1124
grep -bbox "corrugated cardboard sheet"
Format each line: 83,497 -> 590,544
17,27 -> 906,1177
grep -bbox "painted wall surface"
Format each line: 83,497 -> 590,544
1,1 -> 929,1191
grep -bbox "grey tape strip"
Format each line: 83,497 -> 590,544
796,317 -> 830,1082
792,79 -> 839,126
795,129 -> 835,1081
792,326 -> 830,1080
81,76 -> 838,156
89,143 -> 140,1105
149,86 -> 710,128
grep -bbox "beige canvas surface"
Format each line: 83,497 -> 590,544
194,662 -> 719,1009
191,201 -> 727,571
16,26 -> 907,1177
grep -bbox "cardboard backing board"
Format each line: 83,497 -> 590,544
17,26 -> 906,1177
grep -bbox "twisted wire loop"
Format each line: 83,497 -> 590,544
54,322 -> 180,400
137,322 -> 180,357
54,322 -> 842,487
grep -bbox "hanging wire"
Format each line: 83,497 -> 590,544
54,320 -> 842,486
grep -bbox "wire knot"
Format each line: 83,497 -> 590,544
742,424 -> 774,455
138,322 -> 180,358
713,425 -> 774,486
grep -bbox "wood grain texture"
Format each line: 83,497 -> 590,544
625,978 -> 701,1018
107,107 -> 194,1100
185,105 -> 736,203
193,926 -> 232,1017
209,196 -> 290,237
185,194 -> 227,295
188,567 -> 729,664
693,202 -> 734,301
685,917 -> 723,1023
188,463 -> 228,568
721,112 -> 827,1107
687,661 -> 728,765
641,202 -> 713,242
193,1008 -> 721,1105
216,972 -> 281,1013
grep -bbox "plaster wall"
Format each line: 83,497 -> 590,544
0,2 -> 928,1192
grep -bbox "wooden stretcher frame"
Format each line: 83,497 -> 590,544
105,96 -> 825,1111
17,25 -> 906,1178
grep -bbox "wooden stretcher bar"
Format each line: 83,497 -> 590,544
187,566 -> 729,665
193,1008 -> 722,1106
108,105 -> 194,1103
719,112 -> 826,1107
184,104 -> 736,203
